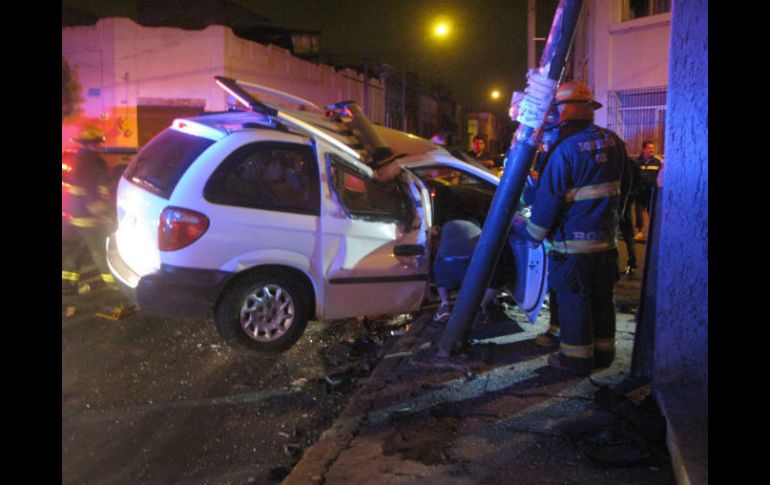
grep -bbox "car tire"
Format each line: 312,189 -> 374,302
215,271 -> 310,353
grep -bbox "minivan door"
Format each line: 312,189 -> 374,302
507,216 -> 548,323
318,151 -> 430,320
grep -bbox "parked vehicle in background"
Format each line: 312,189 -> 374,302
106,77 -> 548,353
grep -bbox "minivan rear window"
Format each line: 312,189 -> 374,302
123,128 -> 215,199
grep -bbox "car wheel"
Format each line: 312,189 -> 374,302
215,271 -> 310,353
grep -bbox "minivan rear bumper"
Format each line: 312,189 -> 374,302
106,235 -> 233,319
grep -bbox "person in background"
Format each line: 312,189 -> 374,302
467,135 -> 495,169
633,140 -> 663,241
618,155 -> 643,276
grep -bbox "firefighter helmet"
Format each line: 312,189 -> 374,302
74,125 -> 106,144
554,81 -> 602,110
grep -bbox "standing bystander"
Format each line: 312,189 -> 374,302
467,135 -> 495,169
633,141 -> 663,241
618,155 -> 643,275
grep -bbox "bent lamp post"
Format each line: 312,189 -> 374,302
438,0 -> 584,356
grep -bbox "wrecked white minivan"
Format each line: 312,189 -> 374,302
106,77 -> 547,352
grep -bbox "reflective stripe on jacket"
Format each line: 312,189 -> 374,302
525,121 -> 628,254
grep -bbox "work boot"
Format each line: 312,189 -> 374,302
594,349 -> 616,369
536,331 -> 560,348
624,264 -> 636,277
547,352 -> 593,377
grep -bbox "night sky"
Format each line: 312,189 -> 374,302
234,0 -> 559,112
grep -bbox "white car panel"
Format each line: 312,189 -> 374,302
509,239 -> 548,323
114,177 -> 166,278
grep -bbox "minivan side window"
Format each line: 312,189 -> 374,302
204,142 -> 320,215
327,154 -> 410,223
123,128 -> 215,199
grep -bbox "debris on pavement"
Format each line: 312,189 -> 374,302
283,442 -> 303,458
290,377 -> 309,388
557,376 -> 670,468
267,466 -> 291,482
65,306 -> 77,318
95,304 -> 135,320
382,404 -> 463,466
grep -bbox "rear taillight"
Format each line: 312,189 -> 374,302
158,207 -> 210,251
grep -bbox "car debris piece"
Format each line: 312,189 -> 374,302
290,377 -> 309,388
95,305 -> 135,320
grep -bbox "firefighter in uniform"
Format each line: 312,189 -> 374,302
62,126 -> 116,293
514,81 -> 630,376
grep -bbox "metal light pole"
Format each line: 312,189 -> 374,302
528,0 -> 537,70
437,0 -> 584,356
402,65 -> 407,131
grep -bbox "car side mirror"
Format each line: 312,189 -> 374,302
393,244 -> 425,257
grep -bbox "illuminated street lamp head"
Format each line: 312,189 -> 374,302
491,90 -> 501,100
433,21 -> 451,38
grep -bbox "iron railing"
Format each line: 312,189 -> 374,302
607,86 -> 667,157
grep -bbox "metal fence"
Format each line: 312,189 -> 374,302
607,86 -> 667,158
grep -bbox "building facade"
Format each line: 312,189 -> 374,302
570,0 -> 671,157
62,17 -> 385,150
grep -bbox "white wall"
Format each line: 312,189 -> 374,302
581,0 -> 671,127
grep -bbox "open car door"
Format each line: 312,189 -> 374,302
506,219 -> 548,324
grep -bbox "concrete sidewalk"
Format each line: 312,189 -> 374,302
284,294 -> 677,484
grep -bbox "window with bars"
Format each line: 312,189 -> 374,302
607,86 -> 667,157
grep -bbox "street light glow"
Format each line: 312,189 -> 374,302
491,90 -> 501,99
434,22 -> 450,37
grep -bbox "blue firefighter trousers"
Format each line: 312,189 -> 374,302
547,249 -> 620,355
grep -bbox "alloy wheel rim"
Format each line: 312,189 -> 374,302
240,284 -> 295,342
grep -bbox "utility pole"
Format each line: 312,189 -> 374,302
437,0 -> 584,357
528,0 -> 537,70
528,0 -> 547,70
401,65 -> 407,132
363,58 -> 369,117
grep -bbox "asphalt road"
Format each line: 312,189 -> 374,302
62,283 -> 408,484
62,239 -> 645,484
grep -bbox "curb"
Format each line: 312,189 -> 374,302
284,312 -> 434,484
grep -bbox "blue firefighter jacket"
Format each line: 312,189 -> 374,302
523,121 -> 629,254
